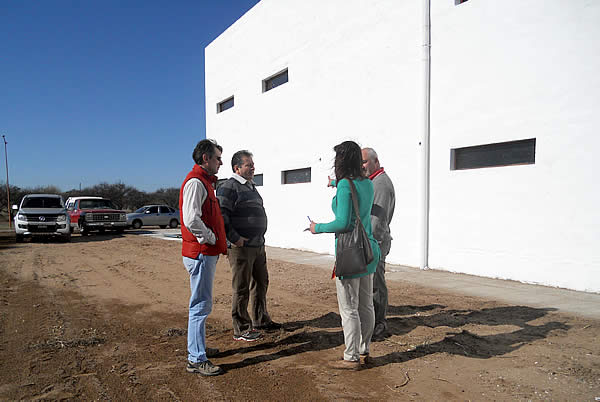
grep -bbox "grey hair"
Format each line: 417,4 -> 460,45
362,147 -> 378,161
193,139 -> 222,165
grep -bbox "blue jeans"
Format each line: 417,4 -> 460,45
183,254 -> 218,363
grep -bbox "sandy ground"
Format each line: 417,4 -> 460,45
0,232 -> 599,401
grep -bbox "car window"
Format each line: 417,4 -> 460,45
79,199 -> 118,209
22,197 -> 63,208
159,206 -> 171,214
134,207 -> 146,213
148,206 -> 159,213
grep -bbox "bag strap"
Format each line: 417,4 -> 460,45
347,180 -> 362,226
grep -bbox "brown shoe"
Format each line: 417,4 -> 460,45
360,354 -> 372,367
328,359 -> 360,370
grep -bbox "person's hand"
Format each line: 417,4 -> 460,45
327,176 -> 335,187
309,221 -> 317,234
234,236 -> 248,247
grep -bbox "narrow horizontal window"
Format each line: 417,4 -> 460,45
263,69 -> 288,92
254,174 -> 263,186
451,138 -> 536,170
217,96 -> 234,113
282,167 -> 311,184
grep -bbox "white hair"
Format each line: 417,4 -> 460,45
362,147 -> 378,161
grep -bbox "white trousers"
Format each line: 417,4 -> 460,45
335,273 -> 375,361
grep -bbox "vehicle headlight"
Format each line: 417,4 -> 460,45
56,214 -> 67,222
120,213 -> 126,221
17,213 -> 26,221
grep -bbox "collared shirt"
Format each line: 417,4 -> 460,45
231,172 -> 255,187
369,167 -> 385,181
182,178 -> 216,245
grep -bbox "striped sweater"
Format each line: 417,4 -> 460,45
216,175 -> 267,247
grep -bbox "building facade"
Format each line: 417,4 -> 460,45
205,0 -> 600,293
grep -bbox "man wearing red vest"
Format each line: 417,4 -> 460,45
179,139 -> 227,376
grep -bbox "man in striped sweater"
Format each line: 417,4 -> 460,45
216,150 -> 281,342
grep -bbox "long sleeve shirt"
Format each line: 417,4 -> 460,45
182,178 -> 216,245
216,173 -> 267,247
370,170 -> 395,244
314,178 -> 380,278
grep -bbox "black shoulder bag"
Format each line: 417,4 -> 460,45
335,180 -> 374,277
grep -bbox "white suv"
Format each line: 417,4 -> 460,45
12,194 -> 71,242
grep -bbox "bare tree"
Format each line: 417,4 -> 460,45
149,187 -> 180,208
5,181 -> 180,213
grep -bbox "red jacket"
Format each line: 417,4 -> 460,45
179,165 -> 227,258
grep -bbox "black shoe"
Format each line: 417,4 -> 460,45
254,321 -> 282,331
233,329 -> 262,342
186,360 -> 223,376
372,322 -> 388,340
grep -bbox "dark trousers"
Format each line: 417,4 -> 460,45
373,239 -> 391,327
228,245 -> 271,335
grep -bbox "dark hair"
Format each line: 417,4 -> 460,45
231,150 -> 253,172
192,139 -> 222,165
334,140 -> 364,181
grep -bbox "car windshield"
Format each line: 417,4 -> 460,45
134,207 -> 147,213
22,197 -> 63,209
79,199 -> 118,209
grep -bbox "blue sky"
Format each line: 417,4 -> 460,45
1,0 -> 260,192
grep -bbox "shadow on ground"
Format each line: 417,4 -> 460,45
216,304 -> 568,372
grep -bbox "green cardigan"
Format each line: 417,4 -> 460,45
315,178 -> 380,279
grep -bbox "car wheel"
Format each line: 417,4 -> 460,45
169,219 -> 178,228
132,220 -> 142,229
15,234 -> 24,243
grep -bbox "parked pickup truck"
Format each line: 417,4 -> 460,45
65,196 -> 128,236
12,194 -> 71,242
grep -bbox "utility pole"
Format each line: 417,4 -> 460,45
2,135 -> 10,229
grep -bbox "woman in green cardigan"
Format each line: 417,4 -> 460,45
310,140 -> 381,370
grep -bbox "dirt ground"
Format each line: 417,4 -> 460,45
0,233 -> 599,401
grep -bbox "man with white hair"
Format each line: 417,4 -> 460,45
361,147 -> 396,339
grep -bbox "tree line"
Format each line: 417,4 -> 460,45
0,182 -> 180,212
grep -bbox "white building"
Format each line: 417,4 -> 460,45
205,0 -> 600,293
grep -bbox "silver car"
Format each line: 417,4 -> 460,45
127,205 -> 180,229
13,194 -> 71,242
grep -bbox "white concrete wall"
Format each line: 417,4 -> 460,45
429,0 -> 600,292
205,0 -> 422,263
205,0 -> 600,293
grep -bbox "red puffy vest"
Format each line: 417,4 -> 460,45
179,165 -> 227,258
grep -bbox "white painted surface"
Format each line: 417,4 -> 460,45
205,0 -> 600,293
